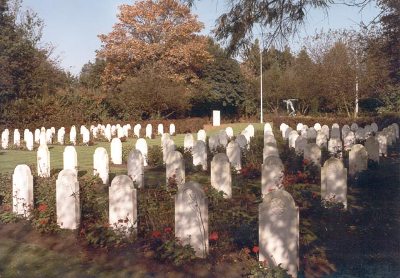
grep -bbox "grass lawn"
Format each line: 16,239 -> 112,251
0,122 -> 264,174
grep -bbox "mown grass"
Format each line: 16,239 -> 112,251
0,123 -> 264,174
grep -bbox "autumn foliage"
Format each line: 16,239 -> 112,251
98,0 -> 211,87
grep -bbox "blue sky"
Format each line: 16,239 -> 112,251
22,0 -> 380,75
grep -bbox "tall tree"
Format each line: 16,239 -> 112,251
98,0 -> 211,88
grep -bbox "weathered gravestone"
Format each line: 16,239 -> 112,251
56,169 -> 80,229
321,158 -> 347,209
350,123 -> 358,131
145,124 -> 152,139
212,110 -> 220,126
193,140 -> 207,170
211,153 -> 232,198
135,138 -> 148,167
63,146 -> 78,172
13,165 -> 33,216
127,150 -> 144,188
109,175 -> 137,233
349,144 -> 368,177
93,147 -> 109,184
355,128 -> 366,142
328,138 -> 343,156
262,156 -> 284,195
184,133 -> 194,151
331,125 -> 341,139
307,127 -> 317,141
37,145 -> 50,177
166,151 -> 185,186
259,190 -> 299,278
111,138 -> 122,165
226,141 -> 241,171
175,181 -> 208,258
365,136 -> 379,163
197,129 -> 206,142
304,143 -> 321,166
341,125 -> 351,140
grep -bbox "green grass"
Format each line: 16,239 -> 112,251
0,123 -> 265,174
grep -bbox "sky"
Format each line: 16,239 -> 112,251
21,0 -> 380,75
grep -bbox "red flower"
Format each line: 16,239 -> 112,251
312,192 -> 318,199
151,230 -> 161,239
252,245 -> 259,253
209,231 -> 219,241
38,203 -> 48,212
164,227 -> 172,233
39,218 -> 48,225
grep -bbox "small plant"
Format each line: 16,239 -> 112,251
147,145 -> 164,168
155,237 -> 196,266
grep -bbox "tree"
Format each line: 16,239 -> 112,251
98,0 -> 211,88
79,58 -> 106,90
191,39 -> 247,117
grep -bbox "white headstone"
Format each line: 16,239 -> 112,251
218,130 -> 229,147
70,126 -> 77,145
263,143 -> 280,161
82,129 -> 90,144
166,151 -> 185,186
157,123 -> 164,135
197,129 -> 207,142
109,175 -> 137,233
1,130 -> 9,149
226,141 -> 241,171
377,133 -> 387,156
225,127 -> 234,138
39,131 -> 47,146
37,145 -> 50,177
295,136 -> 307,154
145,124 -> 152,139
135,138 -> 148,167
56,169 -> 80,229
259,190 -> 299,278
328,138 -> 343,156
316,132 -> 327,148
13,129 -> 20,147
133,124 -> 141,138
304,143 -> 321,166
246,124 -> 255,138
262,156 -> 284,195
34,129 -> 40,144
169,123 -> 176,136
343,131 -> 355,151
63,146 -> 78,172
184,133 -> 194,151
163,138 -> 176,163
314,123 -> 322,131
127,150 -> 144,188
264,135 -> 277,146
111,138 -> 122,165
208,134 -> 219,151
296,123 -> 303,132
288,131 -> 299,149
57,128 -> 65,145
235,134 -> 248,149
365,136 -> 379,163
12,165 -> 33,216
211,153 -> 232,198
93,147 -> 109,184
321,125 -> 330,139
25,131 -> 33,151
105,125 -> 112,141
321,158 -> 347,209
175,181 -> 208,258
193,140 -> 207,170
349,144 -> 368,177
212,110 -> 220,126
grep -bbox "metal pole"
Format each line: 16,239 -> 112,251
355,49 -> 359,118
260,39 -> 263,123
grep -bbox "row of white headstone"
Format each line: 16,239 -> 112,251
0,122 -> 177,150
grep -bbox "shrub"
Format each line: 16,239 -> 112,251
147,145 -> 164,168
